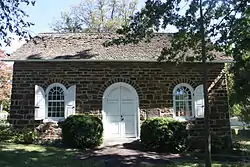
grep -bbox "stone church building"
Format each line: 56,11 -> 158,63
6,33 -> 232,148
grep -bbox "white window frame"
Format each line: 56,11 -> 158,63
173,83 -> 195,121
45,83 -> 67,122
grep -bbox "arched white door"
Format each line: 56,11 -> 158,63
102,82 -> 139,138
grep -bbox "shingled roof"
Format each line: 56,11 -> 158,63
6,33 -> 232,62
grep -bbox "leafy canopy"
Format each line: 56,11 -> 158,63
109,0 -> 249,63
108,0 -> 250,124
51,0 -> 138,33
0,0 -> 35,47
0,50 -> 12,111
106,1 -> 250,165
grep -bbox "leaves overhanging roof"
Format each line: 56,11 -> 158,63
6,32 -> 232,62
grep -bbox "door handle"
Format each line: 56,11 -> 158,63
67,105 -> 75,109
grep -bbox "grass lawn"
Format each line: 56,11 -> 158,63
233,134 -> 250,154
0,142 -> 100,167
0,140 -> 250,167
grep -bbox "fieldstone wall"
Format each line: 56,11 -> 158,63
10,61 -> 231,147
35,122 -> 62,143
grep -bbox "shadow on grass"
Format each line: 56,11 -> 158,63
1,140 -> 250,167
0,142 -> 178,167
0,142 -> 193,167
121,140 -> 250,165
0,142 -> 98,167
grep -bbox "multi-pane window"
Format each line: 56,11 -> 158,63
173,84 -> 193,118
47,86 -> 65,118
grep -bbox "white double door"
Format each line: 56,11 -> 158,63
104,85 -> 137,138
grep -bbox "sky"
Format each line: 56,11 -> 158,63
2,0 -> 148,53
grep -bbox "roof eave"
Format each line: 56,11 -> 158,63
2,59 -> 234,63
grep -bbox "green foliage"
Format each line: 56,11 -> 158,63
230,103 -> 250,124
51,0 -> 138,33
107,0 -> 225,60
2,99 -> 11,112
227,63 -> 250,123
0,119 -> 10,127
231,104 -> 243,117
0,120 -> 12,141
11,128 -> 39,144
106,2 -> 250,164
51,12 -> 84,33
108,0 -> 249,65
0,121 -> 38,144
211,135 -> 229,153
61,115 -> 103,149
0,0 -> 35,47
232,52 -> 250,117
140,117 -> 188,153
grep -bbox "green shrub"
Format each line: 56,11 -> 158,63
211,135 -> 230,153
2,99 -> 11,112
0,120 -> 13,141
0,121 -> 38,144
61,115 -> 103,149
238,129 -> 250,137
140,117 -> 188,153
12,128 -> 39,144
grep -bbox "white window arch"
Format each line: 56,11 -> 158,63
45,83 -> 67,120
34,83 -> 76,122
173,83 -> 194,119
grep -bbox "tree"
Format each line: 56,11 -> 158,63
224,2 -> 250,124
106,0 -> 249,166
231,52 -> 250,123
231,11 -> 250,123
51,0 -> 138,33
227,62 -> 250,124
51,12 -> 84,33
0,50 -> 12,112
0,0 -> 35,47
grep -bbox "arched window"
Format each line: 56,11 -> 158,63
173,83 -> 194,119
34,83 -> 76,122
46,83 -> 66,119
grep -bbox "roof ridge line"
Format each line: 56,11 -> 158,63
37,32 -> 174,36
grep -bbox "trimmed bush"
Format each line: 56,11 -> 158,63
0,120 -> 12,141
61,115 -> 103,149
0,120 -> 38,144
140,117 -> 188,153
12,128 -> 39,144
211,135 -> 231,153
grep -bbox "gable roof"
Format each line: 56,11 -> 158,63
6,33 -> 232,62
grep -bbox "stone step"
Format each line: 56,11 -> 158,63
102,137 -> 138,147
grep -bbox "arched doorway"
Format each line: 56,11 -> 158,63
102,82 -> 139,138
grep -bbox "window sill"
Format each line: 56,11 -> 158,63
43,118 -> 65,123
174,116 -> 196,122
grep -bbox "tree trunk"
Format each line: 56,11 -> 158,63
110,0 -> 117,20
199,0 -> 212,167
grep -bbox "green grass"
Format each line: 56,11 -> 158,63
235,135 -> 250,150
0,142 -> 101,167
163,164 -> 250,167
0,141 -> 250,167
